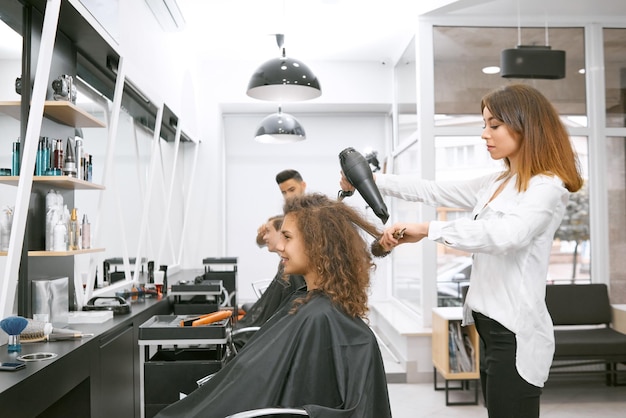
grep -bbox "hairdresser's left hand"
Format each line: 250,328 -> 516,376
379,222 -> 429,249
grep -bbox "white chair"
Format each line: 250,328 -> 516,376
251,279 -> 273,298
225,407 -> 308,417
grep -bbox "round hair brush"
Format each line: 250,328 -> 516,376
370,228 -> 406,258
0,316 -> 29,352
20,319 -> 54,343
20,319 -> 93,342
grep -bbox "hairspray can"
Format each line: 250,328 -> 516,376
75,137 -> 84,180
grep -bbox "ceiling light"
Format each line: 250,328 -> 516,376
247,34 -> 321,102
500,14 -> 565,80
482,66 -> 500,75
501,45 -> 565,79
254,107 -> 306,143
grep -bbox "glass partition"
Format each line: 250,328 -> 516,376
606,137 -> 626,289
390,141 -> 422,310
604,28 -> 626,128
433,26 -> 587,127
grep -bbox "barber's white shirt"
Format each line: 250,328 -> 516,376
376,172 -> 569,387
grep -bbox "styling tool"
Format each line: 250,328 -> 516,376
0,316 -> 29,352
20,319 -> 53,343
46,332 -> 94,341
338,147 -> 389,224
184,310 -> 232,327
371,228 -> 406,258
21,318 -> 93,342
180,312 -> 214,327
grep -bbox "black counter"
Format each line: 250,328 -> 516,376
0,295 -> 171,418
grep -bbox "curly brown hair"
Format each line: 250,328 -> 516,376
283,193 -> 381,318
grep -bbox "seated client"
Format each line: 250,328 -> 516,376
233,215 -> 305,348
155,193 -> 392,418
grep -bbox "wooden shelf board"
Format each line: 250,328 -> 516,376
28,248 -> 105,257
1,248 -> 105,257
0,100 -> 106,128
0,176 -> 104,190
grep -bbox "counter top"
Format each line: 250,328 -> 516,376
0,295 -> 166,391
0,294 -> 172,418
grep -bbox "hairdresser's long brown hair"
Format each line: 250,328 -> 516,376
283,193 -> 380,318
481,84 -> 583,193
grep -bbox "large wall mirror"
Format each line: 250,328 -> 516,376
73,78 -> 189,298
0,2 -> 23,311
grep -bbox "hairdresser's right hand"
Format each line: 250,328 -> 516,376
339,171 -> 356,193
379,222 -> 429,249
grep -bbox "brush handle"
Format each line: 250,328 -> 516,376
47,333 -> 93,341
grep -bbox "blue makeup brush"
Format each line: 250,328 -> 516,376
1,316 -> 29,353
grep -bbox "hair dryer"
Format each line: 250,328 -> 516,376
339,147 -> 389,224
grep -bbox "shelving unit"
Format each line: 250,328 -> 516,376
432,307 -> 480,406
0,100 -> 106,128
0,96 -> 107,319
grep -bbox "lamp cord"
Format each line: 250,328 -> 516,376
516,0 -> 521,46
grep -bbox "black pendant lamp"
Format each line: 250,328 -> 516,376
254,107 -> 306,143
247,34 -> 321,102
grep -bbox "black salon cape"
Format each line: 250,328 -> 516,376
155,292 -> 392,418
233,272 -> 306,348
236,270 -> 306,329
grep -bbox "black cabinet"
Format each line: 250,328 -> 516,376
94,324 -> 135,418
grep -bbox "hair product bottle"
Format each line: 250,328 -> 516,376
75,136 -> 84,180
11,140 -> 20,176
63,138 -> 77,177
42,137 -> 50,174
53,139 -> 63,170
35,137 -> 45,176
53,219 -> 67,252
69,208 -> 80,250
81,214 -> 90,249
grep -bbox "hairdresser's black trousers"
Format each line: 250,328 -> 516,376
472,311 -> 542,418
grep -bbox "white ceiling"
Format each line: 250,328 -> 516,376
175,0 -> 428,64
175,0 -> 626,64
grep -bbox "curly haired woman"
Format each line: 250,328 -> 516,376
156,193 -> 391,418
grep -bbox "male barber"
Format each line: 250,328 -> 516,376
256,169 -> 307,246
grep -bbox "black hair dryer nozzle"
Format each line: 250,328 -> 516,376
339,147 -> 389,224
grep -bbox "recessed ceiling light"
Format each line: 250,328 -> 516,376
482,66 -> 500,75
578,68 -> 586,74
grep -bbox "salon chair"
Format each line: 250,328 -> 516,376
251,279 -> 273,298
195,326 -> 261,387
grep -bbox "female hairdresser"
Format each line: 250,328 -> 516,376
156,193 -> 392,418
341,84 -> 583,417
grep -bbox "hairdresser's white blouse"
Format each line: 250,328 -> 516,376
376,172 -> 570,387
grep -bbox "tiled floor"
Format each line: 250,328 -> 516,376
387,377 -> 626,417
